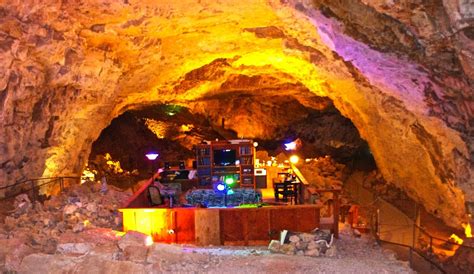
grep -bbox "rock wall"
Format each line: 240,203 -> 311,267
0,0 -> 472,228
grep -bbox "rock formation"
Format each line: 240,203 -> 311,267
0,0 -> 472,228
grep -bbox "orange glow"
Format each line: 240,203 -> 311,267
80,169 -> 96,184
463,223 -> 472,238
115,231 -> 126,237
119,208 -> 172,242
105,153 -> 124,173
449,234 -> 464,245
289,155 -> 299,164
180,124 -> 194,132
145,119 -> 168,139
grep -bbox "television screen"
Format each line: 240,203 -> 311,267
213,149 -> 236,166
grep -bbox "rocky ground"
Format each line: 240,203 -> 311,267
0,180 -> 413,273
14,226 -> 413,274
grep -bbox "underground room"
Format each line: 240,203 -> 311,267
0,1 -> 473,273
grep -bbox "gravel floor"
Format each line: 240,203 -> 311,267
15,226 -> 414,274
147,227 -> 413,274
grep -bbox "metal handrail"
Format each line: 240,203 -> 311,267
413,222 -> 474,250
0,176 -> 80,201
352,187 -> 473,272
376,238 -> 446,273
355,182 -> 474,251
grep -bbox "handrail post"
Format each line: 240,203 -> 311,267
333,190 -> 339,239
60,178 -> 64,192
429,236 -> 433,253
30,180 -> 36,202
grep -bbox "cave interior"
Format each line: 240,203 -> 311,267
1,0 -> 473,272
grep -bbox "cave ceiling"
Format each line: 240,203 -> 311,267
0,0 -> 473,228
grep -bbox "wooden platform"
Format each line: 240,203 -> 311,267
119,205 -> 321,245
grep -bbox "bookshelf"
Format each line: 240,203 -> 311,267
194,140 -> 256,188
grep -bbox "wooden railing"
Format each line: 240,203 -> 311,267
290,163 -> 340,238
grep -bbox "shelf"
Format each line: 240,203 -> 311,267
195,140 -> 256,188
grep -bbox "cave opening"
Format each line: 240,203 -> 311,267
88,93 -> 376,188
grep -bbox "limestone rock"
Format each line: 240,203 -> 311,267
0,0 -> 471,230
268,240 -> 281,253
57,243 -> 94,255
19,254 -> 78,274
63,204 -> 78,215
118,231 -> 150,251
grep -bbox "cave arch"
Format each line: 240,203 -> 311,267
0,0 -> 471,228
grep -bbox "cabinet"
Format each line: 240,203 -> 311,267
194,140 -> 256,188
196,146 -> 212,185
239,145 -> 254,188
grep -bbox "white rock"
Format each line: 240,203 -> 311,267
118,231 -> 149,251
289,235 -> 300,243
73,223 -> 85,233
305,248 -> 320,257
325,246 -> 337,257
57,243 -> 94,254
63,204 -> 78,215
307,241 -> 319,250
86,203 -> 97,212
268,240 -> 281,253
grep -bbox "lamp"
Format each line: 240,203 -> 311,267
145,152 -> 159,177
289,155 -> 299,164
145,153 -> 159,161
214,177 -> 235,207
284,141 -> 297,151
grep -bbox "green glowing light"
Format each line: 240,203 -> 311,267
225,177 -> 234,185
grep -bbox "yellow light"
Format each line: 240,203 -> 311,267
449,234 -> 464,245
145,119 -> 168,139
115,231 -> 126,237
119,208 -> 172,242
289,155 -> 299,164
81,169 -> 96,184
145,235 -> 154,246
180,124 -> 194,132
83,220 -> 90,227
463,223 -> 472,238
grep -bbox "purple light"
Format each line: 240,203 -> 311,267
145,153 -> 159,160
284,142 -> 297,151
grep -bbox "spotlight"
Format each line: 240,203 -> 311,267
289,155 -> 299,164
284,142 -> 297,151
216,183 -> 226,192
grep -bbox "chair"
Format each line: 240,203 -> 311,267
282,182 -> 298,204
147,186 -> 163,206
274,181 -> 298,204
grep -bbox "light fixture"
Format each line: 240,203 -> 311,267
284,141 -> 297,151
289,155 -> 299,164
225,177 -> 235,185
216,183 -> 226,192
145,153 -> 159,160
253,142 -> 258,147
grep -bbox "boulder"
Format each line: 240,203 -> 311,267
19,254 -> 78,274
57,243 -> 94,255
118,231 -> 150,251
